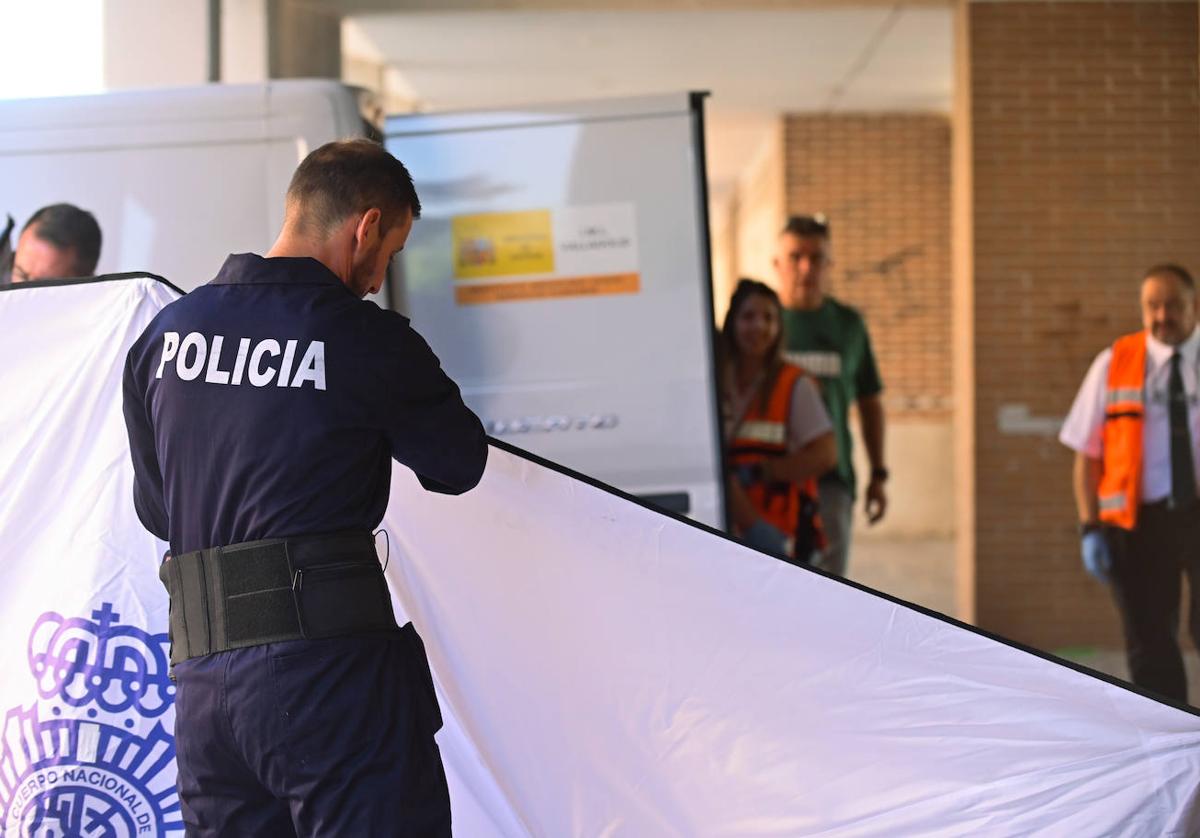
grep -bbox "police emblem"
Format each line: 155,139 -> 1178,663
0,603 -> 182,836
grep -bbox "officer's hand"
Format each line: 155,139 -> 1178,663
1080,529 -> 1113,583
743,519 -> 789,556
865,478 -> 888,525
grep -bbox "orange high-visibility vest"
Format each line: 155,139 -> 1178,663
729,363 -> 824,555
1097,332 -> 1147,530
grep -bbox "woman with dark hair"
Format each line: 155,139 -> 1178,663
722,278 -> 837,563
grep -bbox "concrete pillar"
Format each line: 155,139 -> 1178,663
223,0 -> 341,82
268,0 -> 341,80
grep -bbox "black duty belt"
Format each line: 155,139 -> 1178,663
159,530 -> 397,667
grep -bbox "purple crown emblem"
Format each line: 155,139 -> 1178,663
3,601 -> 183,835
27,602 -> 173,717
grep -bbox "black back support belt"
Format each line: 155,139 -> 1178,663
159,531 -> 398,666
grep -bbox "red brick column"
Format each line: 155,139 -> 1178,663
961,0 -> 1200,648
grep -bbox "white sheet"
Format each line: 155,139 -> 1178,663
383,450 -> 1200,837
0,276 -> 181,836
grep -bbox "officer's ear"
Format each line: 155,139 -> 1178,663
352,208 -> 384,248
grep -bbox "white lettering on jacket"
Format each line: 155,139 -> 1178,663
785,350 -> 842,379
155,332 -> 326,391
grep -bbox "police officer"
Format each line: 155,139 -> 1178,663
122,139 -> 487,835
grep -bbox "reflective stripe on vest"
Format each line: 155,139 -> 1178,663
737,419 -> 787,447
1105,387 -> 1144,408
1098,494 -> 1127,512
1097,332 -> 1146,530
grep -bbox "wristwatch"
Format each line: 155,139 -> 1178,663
1079,521 -> 1102,536
870,467 -> 889,482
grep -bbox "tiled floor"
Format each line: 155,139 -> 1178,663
848,535 -> 1200,708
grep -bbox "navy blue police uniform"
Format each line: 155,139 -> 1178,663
122,253 -> 487,837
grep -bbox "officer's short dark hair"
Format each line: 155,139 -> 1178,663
1144,263 -> 1194,293
286,139 -> 422,235
781,214 -> 830,240
23,203 -> 102,275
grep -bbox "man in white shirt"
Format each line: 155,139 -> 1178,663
1059,263 -> 1200,705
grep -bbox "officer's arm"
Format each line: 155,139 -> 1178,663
121,351 -> 170,540
386,322 -> 488,495
1061,348 -> 1110,525
1072,452 -> 1103,525
857,394 -> 886,477
764,432 -> 837,483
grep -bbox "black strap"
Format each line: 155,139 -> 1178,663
160,531 -> 396,666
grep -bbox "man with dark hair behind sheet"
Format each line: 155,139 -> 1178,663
9,203 -> 102,282
0,215 -> 13,281
123,139 -> 487,836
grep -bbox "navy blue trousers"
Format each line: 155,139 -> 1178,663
173,626 -> 451,836
1106,503 -> 1200,705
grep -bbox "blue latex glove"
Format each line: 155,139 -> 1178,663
1080,529 -> 1113,583
744,519 -> 789,556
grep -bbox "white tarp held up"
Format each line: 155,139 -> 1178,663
2,275 -> 1200,837
386,455 -> 1200,836
0,276 -> 181,836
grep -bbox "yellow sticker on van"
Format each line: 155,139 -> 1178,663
451,210 -> 555,279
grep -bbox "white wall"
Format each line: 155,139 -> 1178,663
849,418 -> 956,540
100,0 -> 339,90
732,122 -> 784,295
221,0 -> 270,83
707,118 -> 785,325
102,0 -> 209,89
0,1 -> 103,99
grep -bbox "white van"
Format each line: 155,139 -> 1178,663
0,81 -> 724,528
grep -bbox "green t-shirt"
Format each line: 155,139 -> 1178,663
781,296 -> 883,496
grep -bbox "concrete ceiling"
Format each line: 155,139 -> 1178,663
343,6 -> 953,195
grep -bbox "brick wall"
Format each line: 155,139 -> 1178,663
783,114 -> 953,420
968,0 -> 1200,648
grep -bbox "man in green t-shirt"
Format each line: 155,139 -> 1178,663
774,215 -> 888,577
